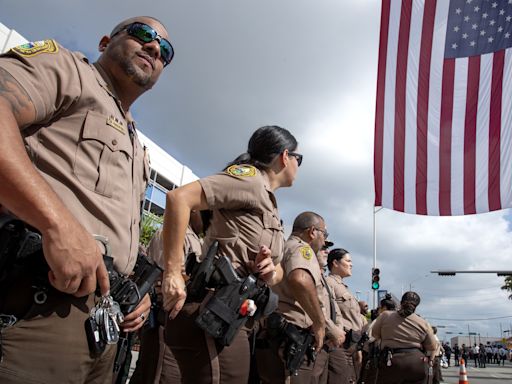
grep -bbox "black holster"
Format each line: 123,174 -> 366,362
185,241 -> 278,346
0,215 -> 49,319
266,312 -> 316,376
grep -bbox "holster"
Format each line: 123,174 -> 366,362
266,312 -> 316,376
186,241 -> 278,346
0,215 -> 51,319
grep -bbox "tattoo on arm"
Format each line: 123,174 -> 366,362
0,67 -> 35,124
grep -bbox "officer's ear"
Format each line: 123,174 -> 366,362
281,149 -> 290,167
98,36 -> 111,52
306,226 -> 316,241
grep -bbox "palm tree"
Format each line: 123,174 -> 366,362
501,275 -> 512,300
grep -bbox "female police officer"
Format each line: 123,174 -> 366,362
160,125 -> 301,384
371,291 -> 437,384
325,248 -> 365,384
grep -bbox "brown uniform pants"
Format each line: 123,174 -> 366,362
0,292 -> 115,384
255,339 -> 328,384
376,350 -> 428,384
131,325 -> 181,384
165,302 -> 250,384
327,347 -> 357,384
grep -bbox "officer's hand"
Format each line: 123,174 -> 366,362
162,271 -> 186,319
312,322 -> 325,352
329,328 -> 346,348
251,245 -> 275,283
121,293 -> 151,332
43,218 -> 110,297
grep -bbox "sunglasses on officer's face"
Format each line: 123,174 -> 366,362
288,152 -> 303,167
113,22 -> 174,67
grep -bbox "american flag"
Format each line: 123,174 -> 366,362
374,0 -> 512,215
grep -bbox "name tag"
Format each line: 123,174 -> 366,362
106,115 -> 126,134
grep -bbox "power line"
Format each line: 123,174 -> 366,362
424,315 -> 512,321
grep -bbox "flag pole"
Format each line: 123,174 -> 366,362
373,206 -> 382,309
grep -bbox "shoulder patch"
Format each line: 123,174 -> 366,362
299,246 -> 314,261
226,164 -> 257,177
11,40 -> 59,58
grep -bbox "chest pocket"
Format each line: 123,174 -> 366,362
73,110 -> 133,199
260,211 -> 284,265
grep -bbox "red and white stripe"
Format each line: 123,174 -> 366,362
374,0 -> 512,215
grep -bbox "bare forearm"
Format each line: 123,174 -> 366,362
289,270 -> 325,328
162,182 -> 208,274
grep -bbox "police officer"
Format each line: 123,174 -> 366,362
371,291 -> 436,384
256,211 -> 345,384
130,211 -> 205,383
162,126 -> 301,384
0,16 -> 173,383
325,248 -> 365,384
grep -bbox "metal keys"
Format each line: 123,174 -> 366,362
89,295 -> 124,345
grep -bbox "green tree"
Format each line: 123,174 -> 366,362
139,211 -> 163,247
501,275 -> 512,300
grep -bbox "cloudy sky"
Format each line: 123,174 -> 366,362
2,0 -> 511,341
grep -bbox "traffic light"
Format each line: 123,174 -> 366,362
372,268 -> 380,290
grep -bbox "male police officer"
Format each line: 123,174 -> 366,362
256,211 -> 345,384
0,16 -> 173,383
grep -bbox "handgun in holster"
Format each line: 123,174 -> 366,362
343,328 -> 369,351
103,252 -> 163,315
107,253 -> 163,381
0,215 -> 48,318
266,312 -> 317,376
185,240 -> 278,346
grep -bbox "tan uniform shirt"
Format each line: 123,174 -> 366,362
0,41 -> 148,274
272,235 -> 324,329
321,273 -> 344,340
199,164 -> 284,277
326,274 -> 365,332
371,310 -> 437,352
147,225 -> 202,269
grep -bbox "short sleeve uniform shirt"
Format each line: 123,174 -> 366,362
371,310 -> 437,351
199,164 -> 284,278
0,41 -> 148,274
272,235 -> 324,329
326,274 -> 365,332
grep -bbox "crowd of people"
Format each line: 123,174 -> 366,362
0,14 -> 491,384
442,342 -> 511,368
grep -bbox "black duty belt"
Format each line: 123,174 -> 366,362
390,347 -> 423,354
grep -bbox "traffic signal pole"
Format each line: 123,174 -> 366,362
373,207 -> 382,309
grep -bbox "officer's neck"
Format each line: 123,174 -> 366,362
94,60 -> 146,113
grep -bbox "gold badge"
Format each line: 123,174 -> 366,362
300,246 -> 313,261
106,115 -> 126,134
226,165 -> 257,177
11,40 -> 59,57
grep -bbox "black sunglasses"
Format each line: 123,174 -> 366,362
112,22 -> 174,67
288,152 -> 303,167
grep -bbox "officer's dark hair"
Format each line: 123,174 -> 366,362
226,126 -> 298,170
110,16 -> 167,37
327,248 -> 350,271
398,291 -> 420,318
380,293 -> 396,311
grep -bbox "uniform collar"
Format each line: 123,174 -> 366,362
288,234 -> 307,245
330,273 -> 348,287
90,61 -> 133,121
260,169 -> 279,208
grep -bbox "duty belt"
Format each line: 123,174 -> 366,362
389,347 -> 423,354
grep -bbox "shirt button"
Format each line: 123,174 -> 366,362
112,139 -> 118,146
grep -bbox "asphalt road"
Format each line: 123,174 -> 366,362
441,360 -> 512,383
